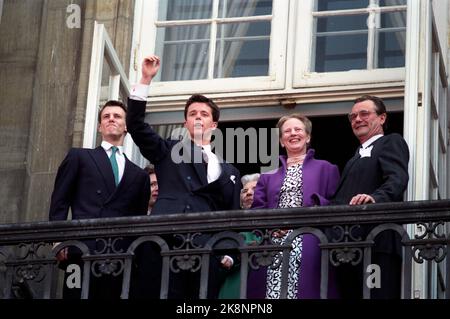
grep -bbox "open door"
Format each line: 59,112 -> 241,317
83,21 -> 143,165
404,0 -> 449,299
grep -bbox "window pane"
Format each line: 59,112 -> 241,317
219,0 -> 272,18
155,25 -> 210,81
317,0 -> 369,11
159,0 -> 212,20
380,11 -> 406,29
314,34 -> 367,72
317,15 -> 367,33
377,31 -> 405,68
379,0 -> 407,6
214,22 -> 270,77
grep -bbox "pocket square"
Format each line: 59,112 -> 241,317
230,175 -> 236,184
359,145 -> 373,158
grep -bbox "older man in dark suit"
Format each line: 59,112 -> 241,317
126,55 -> 242,299
332,95 -> 409,299
49,100 -> 150,299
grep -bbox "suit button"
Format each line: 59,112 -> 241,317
187,176 -> 191,181
186,205 -> 191,210
97,190 -> 102,194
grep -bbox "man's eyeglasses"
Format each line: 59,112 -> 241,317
347,110 -> 377,122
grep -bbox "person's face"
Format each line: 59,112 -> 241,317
184,102 -> 217,144
280,118 -> 310,156
98,106 -> 127,144
149,173 -> 158,207
240,180 -> 258,209
349,100 -> 386,144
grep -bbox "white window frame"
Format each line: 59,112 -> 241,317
293,0 -> 407,88
133,0 -> 288,97
83,22 -> 138,159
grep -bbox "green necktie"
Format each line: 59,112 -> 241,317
109,146 -> 119,186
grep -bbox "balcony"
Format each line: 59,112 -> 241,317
1,200 -> 449,299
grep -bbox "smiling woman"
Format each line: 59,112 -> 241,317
249,113 -> 341,299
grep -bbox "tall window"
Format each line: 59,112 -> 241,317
137,0 -> 288,96
312,0 -> 406,72
155,0 -> 272,81
294,0 -> 407,87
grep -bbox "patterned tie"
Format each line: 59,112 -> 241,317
110,146 -> 119,186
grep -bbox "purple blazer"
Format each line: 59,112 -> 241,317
248,149 -> 340,299
252,149 -> 340,209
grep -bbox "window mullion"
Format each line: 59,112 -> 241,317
208,0 -> 220,80
217,0 -> 227,78
367,1 -> 379,70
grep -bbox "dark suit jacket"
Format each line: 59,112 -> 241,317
126,98 -> 242,215
49,146 -> 150,221
333,133 -> 409,254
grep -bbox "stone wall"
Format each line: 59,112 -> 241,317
0,0 -> 135,223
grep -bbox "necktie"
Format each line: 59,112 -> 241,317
110,146 -> 119,186
201,148 -> 209,175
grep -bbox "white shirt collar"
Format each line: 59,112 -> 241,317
101,141 -> 124,155
361,134 -> 383,149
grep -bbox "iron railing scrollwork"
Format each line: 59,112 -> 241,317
0,200 -> 450,299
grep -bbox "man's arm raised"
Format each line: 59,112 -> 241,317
140,55 -> 160,85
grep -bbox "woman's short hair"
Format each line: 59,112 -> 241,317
241,173 -> 260,186
276,113 -> 312,137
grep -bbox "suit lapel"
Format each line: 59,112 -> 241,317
90,147 -> 116,195
336,148 -> 361,191
115,156 -> 138,193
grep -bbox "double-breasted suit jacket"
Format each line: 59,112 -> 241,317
333,133 -> 409,207
331,133 -> 409,299
126,98 -> 242,299
332,133 -> 409,255
49,146 -> 150,222
126,98 -> 242,215
49,146 -> 149,298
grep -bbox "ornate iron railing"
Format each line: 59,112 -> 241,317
1,200 -> 450,299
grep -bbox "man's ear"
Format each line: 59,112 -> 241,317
211,122 -> 218,129
97,123 -> 102,133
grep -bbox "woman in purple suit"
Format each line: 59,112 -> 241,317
250,114 -> 339,299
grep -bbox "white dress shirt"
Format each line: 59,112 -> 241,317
359,134 -> 383,157
101,141 -> 125,183
201,144 -> 221,183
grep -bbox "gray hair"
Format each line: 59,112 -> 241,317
241,173 -> 260,186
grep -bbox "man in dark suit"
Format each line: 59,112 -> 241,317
49,100 -> 150,299
126,55 -> 242,299
332,95 -> 409,299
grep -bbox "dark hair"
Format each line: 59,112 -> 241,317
144,164 -> 155,175
184,94 -> 220,122
98,100 -> 127,123
354,95 -> 387,130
